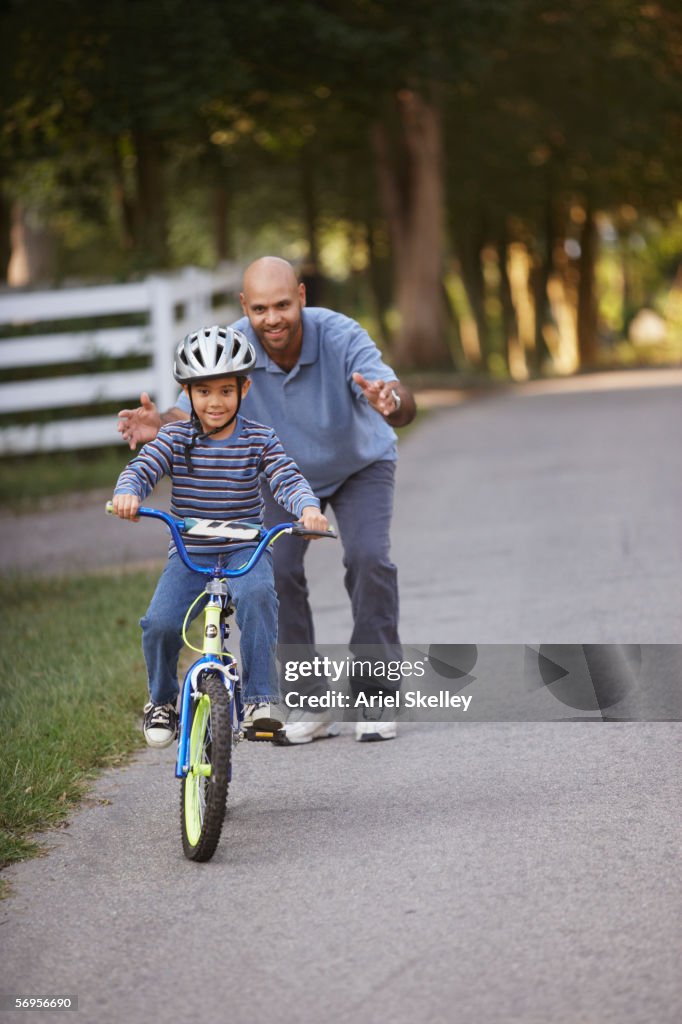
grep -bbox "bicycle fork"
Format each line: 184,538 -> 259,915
175,584 -> 238,780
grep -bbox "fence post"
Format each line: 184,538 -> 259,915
182,266 -> 211,328
148,275 -> 177,412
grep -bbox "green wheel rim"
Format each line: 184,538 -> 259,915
180,673 -> 231,861
184,694 -> 212,848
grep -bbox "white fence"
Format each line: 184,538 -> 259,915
0,265 -> 241,455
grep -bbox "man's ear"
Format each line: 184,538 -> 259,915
298,282 -> 307,308
239,292 -> 248,316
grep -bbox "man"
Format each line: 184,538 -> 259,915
118,257 -> 416,744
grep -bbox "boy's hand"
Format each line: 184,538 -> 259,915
112,493 -> 140,521
299,506 -> 330,536
117,392 -> 162,450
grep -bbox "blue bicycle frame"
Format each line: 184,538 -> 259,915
132,507 -> 301,779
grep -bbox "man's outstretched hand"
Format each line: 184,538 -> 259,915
351,373 -> 416,426
117,392 -> 163,450
352,373 -> 399,417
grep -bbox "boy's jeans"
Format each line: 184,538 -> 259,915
140,547 -> 279,706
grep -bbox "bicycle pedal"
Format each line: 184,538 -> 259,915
243,726 -> 283,743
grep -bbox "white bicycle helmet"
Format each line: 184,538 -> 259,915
174,326 -> 256,384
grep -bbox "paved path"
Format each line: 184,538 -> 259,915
1,370 -> 681,1024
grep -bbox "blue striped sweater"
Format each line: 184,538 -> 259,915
114,416 -> 320,554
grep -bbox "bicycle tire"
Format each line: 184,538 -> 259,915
180,672 -> 232,862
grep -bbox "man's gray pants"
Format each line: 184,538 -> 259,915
261,459 -> 402,706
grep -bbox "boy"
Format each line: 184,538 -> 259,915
112,325 -> 328,748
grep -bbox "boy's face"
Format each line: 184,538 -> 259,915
183,376 -> 251,435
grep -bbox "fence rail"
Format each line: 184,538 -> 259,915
0,264 -> 240,455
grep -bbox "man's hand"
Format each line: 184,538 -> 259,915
352,373 -> 400,417
111,493 -> 140,521
299,506 -> 330,536
351,373 -> 416,426
117,392 -> 163,450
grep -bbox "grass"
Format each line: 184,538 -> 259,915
0,447 -> 133,511
0,569 -> 159,879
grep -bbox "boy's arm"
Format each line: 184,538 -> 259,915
111,432 -> 174,520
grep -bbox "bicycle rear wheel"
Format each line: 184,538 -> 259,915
181,672 -> 232,862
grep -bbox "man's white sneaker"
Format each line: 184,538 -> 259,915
281,716 -> 340,745
355,720 -> 397,742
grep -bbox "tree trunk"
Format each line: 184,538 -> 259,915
531,184 -> 558,373
7,202 -> 55,286
300,154 -> 319,270
0,187 -> 11,283
111,138 -> 136,251
497,236 -> 517,376
457,228 -> 488,367
299,154 -> 324,305
131,128 -> 169,268
365,218 -> 393,348
213,182 -> 231,262
440,278 -> 467,369
371,90 -> 452,370
617,225 -> 643,338
577,202 -> 599,367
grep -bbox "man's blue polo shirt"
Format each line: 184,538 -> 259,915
176,307 -> 398,497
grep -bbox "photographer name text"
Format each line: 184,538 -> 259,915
284,690 -> 473,711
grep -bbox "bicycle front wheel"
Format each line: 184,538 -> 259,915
181,673 -> 232,862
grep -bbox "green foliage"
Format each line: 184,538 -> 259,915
0,0 -> 680,368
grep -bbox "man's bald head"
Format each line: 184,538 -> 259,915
239,256 -> 306,370
242,256 -> 299,296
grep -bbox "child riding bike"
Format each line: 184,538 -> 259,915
111,325 -> 328,748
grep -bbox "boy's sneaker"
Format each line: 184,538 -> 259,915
281,711 -> 340,745
243,703 -> 284,738
355,720 -> 397,742
143,701 -> 179,749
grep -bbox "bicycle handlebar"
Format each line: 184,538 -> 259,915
105,502 -> 336,577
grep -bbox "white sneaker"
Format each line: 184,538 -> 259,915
355,720 -> 397,742
243,703 -> 284,736
281,715 -> 340,745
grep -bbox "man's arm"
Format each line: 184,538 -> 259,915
351,373 -> 416,428
117,391 -> 189,450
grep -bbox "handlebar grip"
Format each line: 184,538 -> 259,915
290,523 -> 337,539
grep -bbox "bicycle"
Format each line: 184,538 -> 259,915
106,502 -> 335,862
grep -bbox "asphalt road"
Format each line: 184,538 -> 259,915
1,370 -> 681,1024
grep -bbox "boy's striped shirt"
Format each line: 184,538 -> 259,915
114,416 -> 320,553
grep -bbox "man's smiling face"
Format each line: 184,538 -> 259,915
240,258 -> 306,370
